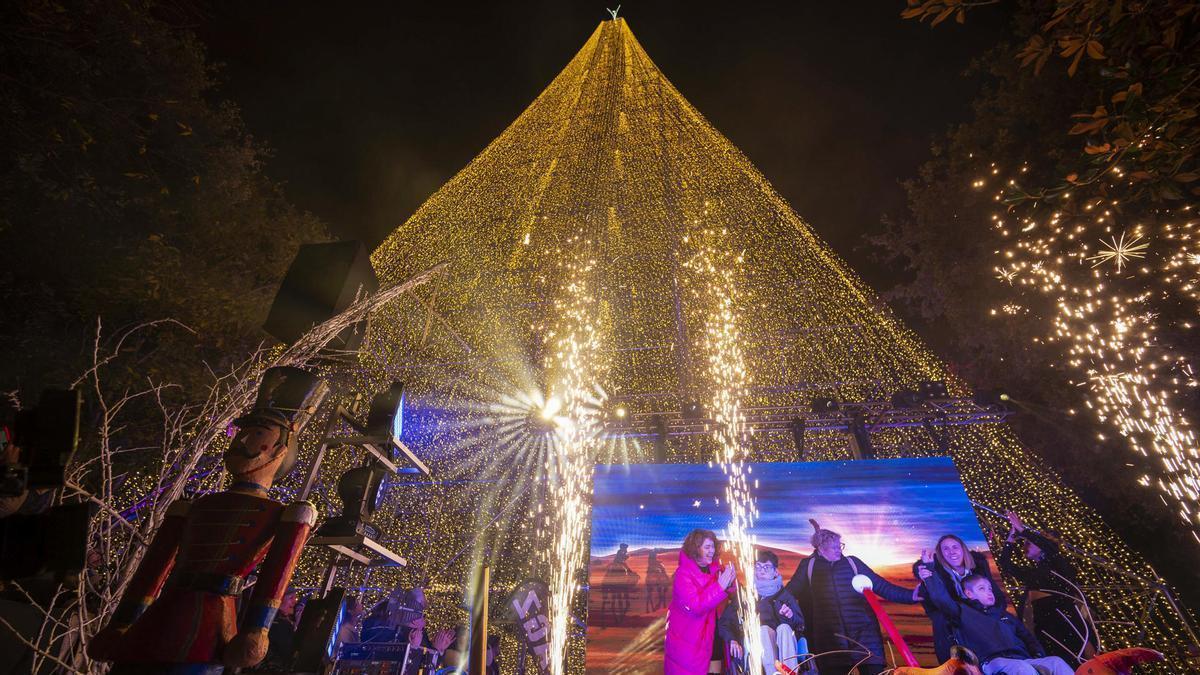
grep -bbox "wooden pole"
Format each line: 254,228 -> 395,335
469,565 -> 490,675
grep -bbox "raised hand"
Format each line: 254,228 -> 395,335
1005,510 -> 1025,532
917,566 -> 933,580
730,641 -> 743,659
779,604 -> 793,619
920,548 -> 935,565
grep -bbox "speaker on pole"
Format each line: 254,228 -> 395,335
264,240 -> 379,350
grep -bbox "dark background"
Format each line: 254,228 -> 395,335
196,1 -> 1009,291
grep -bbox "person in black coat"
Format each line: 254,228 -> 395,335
719,550 -> 807,674
917,553 -> 1073,675
912,534 -> 1009,663
996,511 -> 1096,666
784,521 -> 920,675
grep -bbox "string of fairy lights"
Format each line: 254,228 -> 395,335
122,17 -> 1195,674
982,160 -> 1200,540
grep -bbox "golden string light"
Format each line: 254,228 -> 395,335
196,17 -> 1200,672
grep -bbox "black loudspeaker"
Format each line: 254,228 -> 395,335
292,587 -> 349,671
264,241 -> 379,350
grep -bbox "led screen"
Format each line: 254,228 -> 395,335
586,457 -> 994,672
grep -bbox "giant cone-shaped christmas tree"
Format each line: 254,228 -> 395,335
351,18 -> 1191,671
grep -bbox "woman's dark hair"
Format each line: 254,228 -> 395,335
681,528 -> 719,563
756,549 -> 779,568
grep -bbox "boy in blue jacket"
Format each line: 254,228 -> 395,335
917,550 -> 1073,675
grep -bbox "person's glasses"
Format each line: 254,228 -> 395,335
753,563 -> 776,571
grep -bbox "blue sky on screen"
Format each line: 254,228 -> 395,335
590,457 -> 985,566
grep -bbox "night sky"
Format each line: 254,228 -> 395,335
197,2 -> 1010,291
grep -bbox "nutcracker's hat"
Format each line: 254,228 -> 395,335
235,366 -> 323,477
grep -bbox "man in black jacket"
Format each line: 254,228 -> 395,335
918,552 -> 1073,675
719,550 -> 808,674
784,522 -> 920,675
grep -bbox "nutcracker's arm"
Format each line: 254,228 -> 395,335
88,498 -> 190,659
245,501 -> 316,632
224,500 -> 315,668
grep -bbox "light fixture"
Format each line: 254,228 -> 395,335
810,397 -> 839,413
890,389 -> 921,409
316,463 -> 388,540
366,381 -> 405,441
973,389 -> 1011,408
917,380 -> 949,400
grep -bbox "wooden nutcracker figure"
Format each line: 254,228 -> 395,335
89,367 -> 322,674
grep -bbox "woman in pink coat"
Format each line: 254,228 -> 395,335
664,528 -> 737,674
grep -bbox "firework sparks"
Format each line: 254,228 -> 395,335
687,233 -> 764,675
1087,231 -> 1150,272
545,243 -> 607,675
986,158 -> 1200,536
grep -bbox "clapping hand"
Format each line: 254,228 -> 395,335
432,627 -> 455,652
718,563 -> 736,589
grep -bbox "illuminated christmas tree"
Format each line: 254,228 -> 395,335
297,17 -> 1194,672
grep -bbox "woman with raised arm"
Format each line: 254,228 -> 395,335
913,534 -> 1008,662
664,528 -> 737,674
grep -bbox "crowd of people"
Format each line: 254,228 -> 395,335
662,511 -> 1094,675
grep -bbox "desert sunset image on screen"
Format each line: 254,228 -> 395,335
586,457 -> 994,672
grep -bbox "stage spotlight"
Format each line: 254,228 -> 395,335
681,400 -> 705,420
973,389 -> 1011,408
890,389 -> 921,409
541,395 -> 563,421
315,463 -> 388,540
366,382 -> 405,443
525,411 -> 558,435
810,397 -> 839,413
917,380 -> 949,399
790,418 -> 806,462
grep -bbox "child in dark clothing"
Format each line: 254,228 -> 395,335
917,550 -> 1073,675
718,550 -> 808,674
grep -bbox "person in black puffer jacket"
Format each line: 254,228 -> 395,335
784,520 -> 920,675
917,553 -> 1073,675
997,510 -> 1095,666
912,534 -> 1009,663
719,549 -> 808,674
